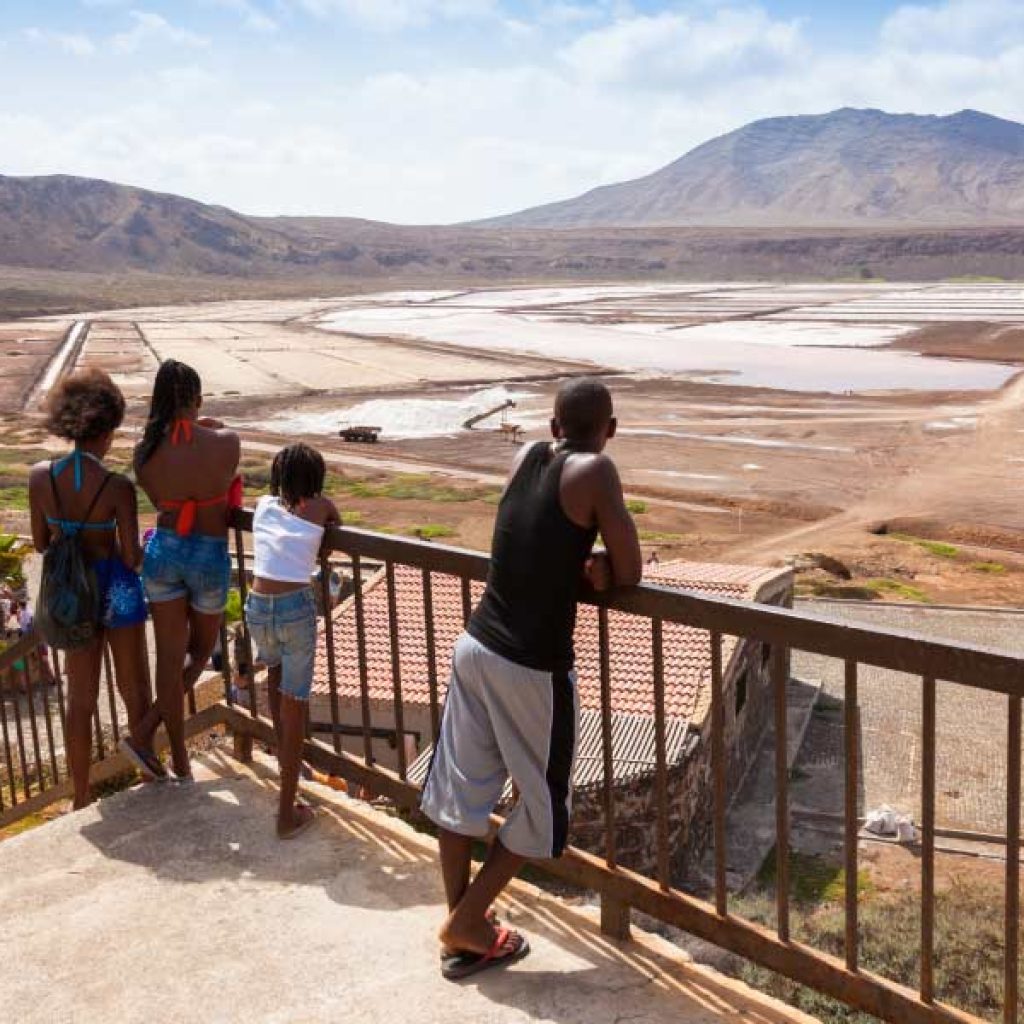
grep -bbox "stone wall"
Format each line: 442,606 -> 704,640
569,585 -> 792,882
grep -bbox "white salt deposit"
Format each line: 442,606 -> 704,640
924,417 -> 978,432
252,386 -> 528,440
318,286 -> 1015,393
619,428 -> 853,453
643,470 -> 729,481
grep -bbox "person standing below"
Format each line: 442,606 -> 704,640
245,443 -> 338,837
28,369 -> 158,807
420,377 -> 642,979
134,360 -> 241,782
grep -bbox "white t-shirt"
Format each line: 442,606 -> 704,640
252,495 -> 325,584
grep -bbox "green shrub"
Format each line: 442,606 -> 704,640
625,499 -> 648,515
865,578 -> 929,602
890,533 -> 959,559
224,589 -> 243,625
732,874 -> 1015,1023
972,562 -> 1007,575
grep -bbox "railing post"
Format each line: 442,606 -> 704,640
710,630 -> 727,916
651,618 -> 670,889
844,660 -> 860,973
320,554 -> 342,754
422,570 -> 440,744
1005,694 -> 1021,1024
772,644 -> 790,942
385,562 -> 408,781
921,676 -> 936,1004
232,524 -> 258,721
232,730 -> 254,764
598,608 -> 616,869
351,554 -> 375,766
600,893 -> 631,940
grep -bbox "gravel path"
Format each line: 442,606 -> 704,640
792,600 -> 1024,833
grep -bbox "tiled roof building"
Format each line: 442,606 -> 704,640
308,558 -> 792,878
311,560 -> 789,725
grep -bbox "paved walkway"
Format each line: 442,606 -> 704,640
792,601 -> 1023,833
0,750 -> 813,1024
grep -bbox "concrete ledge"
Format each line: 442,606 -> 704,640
0,746 -> 817,1024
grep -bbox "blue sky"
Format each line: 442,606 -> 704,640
1,1 -> 1022,222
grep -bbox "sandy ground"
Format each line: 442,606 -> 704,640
0,320 -> 67,414
6,282 -> 1024,607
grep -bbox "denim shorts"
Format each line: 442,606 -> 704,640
143,528 -> 231,616
244,587 -> 317,701
93,557 -> 148,630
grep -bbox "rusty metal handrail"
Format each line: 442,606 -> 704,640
225,509 -> 1021,1024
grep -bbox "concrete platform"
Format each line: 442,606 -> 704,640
0,749 -> 815,1024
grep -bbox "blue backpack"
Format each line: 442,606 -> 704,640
36,467 -> 110,650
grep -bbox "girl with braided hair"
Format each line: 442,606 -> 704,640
247,443 -> 338,838
133,359 -> 241,782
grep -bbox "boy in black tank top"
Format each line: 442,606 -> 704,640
421,378 -> 642,979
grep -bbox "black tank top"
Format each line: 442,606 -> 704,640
468,442 -> 599,673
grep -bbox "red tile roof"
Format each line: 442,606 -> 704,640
311,560 -> 790,725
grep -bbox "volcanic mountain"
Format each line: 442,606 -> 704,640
475,108 -> 1024,229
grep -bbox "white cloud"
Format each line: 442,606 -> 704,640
882,0 -> 1024,52
291,0 -> 500,31
154,65 -> 221,93
206,0 -> 279,33
110,10 -> 209,53
24,27 -> 97,56
9,0 -> 1024,224
560,6 -> 805,89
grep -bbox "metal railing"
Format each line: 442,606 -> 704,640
2,509 -> 1020,1024
225,510 -> 1022,1024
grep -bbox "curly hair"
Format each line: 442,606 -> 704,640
44,368 -> 126,442
271,443 -> 326,508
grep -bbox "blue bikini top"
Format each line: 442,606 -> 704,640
46,451 -> 115,534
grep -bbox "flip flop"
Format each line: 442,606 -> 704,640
118,738 -> 168,783
441,927 -> 530,981
278,803 -> 316,840
440,910 -> 500,964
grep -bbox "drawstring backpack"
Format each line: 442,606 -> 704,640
36,467 -> 111,650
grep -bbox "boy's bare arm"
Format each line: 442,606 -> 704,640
589,458 -> 642,588
563,455 -> 642,589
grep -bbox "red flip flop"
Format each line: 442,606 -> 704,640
440,910 -> 501,965
440,927 -> 530,981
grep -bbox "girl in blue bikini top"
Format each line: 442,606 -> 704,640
28,368 -> 163,807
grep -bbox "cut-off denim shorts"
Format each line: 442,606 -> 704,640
244,587 -> 317,701
143,528 -> 231,616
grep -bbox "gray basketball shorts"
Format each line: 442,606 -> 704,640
420,632 -> 579,859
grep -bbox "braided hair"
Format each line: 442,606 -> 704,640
135,359 -> 202,467
271,443 -> 326,510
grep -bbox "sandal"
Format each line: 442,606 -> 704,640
278,803 -> 316,840
440,909 -> 500,966
441,927 -> 529,981
119,738 -> 168,783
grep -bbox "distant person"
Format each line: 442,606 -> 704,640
133,360 -> 241,782
246,443 -> 338,838
420,377 -> 642,979
28,369 -> 159,808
